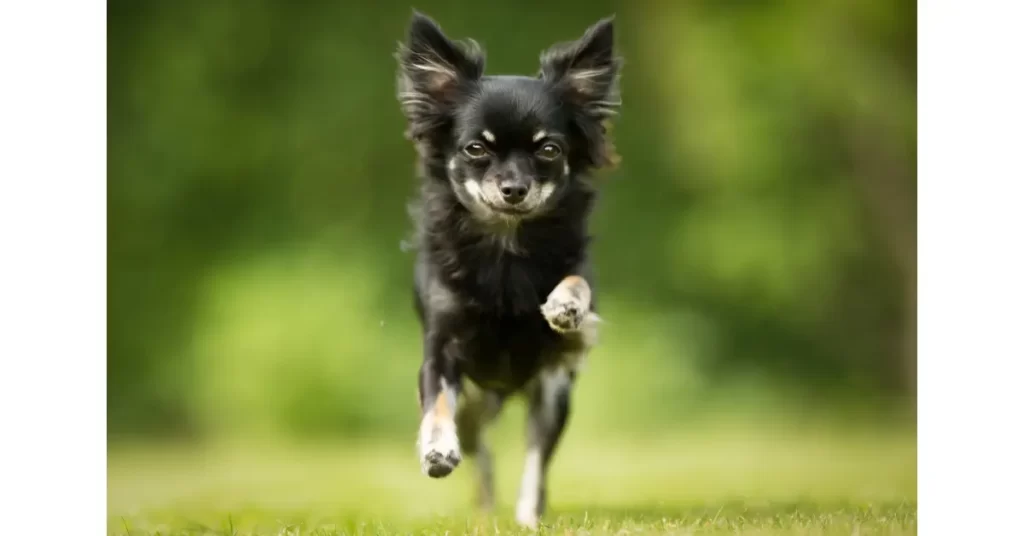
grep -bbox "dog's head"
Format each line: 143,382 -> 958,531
396,12 -> 621,222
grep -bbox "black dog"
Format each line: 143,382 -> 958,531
395,11 -> 622,528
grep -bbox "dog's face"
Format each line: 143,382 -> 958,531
446,77 -> 571,220
397,13 -> 621,222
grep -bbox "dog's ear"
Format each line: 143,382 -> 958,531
396,12 -> 485,140
539,16 -> 621,121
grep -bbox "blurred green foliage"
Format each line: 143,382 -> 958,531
108,0 -> 916,440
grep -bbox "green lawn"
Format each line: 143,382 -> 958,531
109,427 -> 916,535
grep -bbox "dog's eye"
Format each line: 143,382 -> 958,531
536,143 -> 562,160
463,142 -> 488,159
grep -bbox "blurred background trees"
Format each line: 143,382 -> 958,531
108,0 -> 915,441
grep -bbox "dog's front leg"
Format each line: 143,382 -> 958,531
417,331 -> 462,478
541,275 -> 599,343
514,275 -> 599,528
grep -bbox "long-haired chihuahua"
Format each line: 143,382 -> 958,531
395,11 -> 622,528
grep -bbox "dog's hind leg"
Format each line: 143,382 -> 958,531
455,386 -> 504,511
515,366 -> 575,529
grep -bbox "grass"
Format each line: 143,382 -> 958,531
113,504 -> 916,535
109,423 -> 916,535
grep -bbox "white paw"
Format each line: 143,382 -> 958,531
515,503 -> 539,530
541,293 -> 586,333
418,417 -> 461,478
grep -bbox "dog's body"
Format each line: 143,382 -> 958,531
395,12 -> 621,528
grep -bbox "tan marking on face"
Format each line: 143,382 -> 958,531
482,130 -> 496,143
532,130 -> 547,142
464,179 -> 483,200
538,182 -> 556,203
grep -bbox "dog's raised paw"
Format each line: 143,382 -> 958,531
541,296 -> 585,333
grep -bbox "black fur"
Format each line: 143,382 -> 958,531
414,185 -> 593,393
398,11 -> 620,400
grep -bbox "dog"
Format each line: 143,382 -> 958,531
395,11 -> 622,528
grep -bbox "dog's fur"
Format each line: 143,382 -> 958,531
395,11 -> 621,528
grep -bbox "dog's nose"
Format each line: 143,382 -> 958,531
499,181 -> 528,204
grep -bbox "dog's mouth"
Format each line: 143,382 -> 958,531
485,203 -> 533,216
455,178 -> 547,220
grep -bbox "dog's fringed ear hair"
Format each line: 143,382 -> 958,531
396,12 -> 485,141
539,17 -> 622,122
540,17 -> 622,170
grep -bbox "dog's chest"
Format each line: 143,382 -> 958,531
449,245 -> 570,317
448,313 -> 565,393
